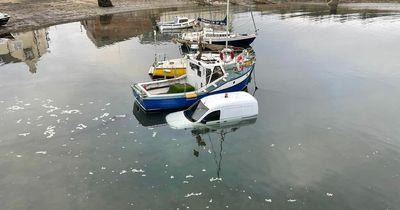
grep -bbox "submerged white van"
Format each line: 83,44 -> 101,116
166,91 -> 258,129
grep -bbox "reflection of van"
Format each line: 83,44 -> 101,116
166,91 -> 258,129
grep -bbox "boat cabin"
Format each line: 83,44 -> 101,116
166,91 -> 258,129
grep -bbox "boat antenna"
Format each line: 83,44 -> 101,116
225,0 -> 229,48
153,30 -> 157,64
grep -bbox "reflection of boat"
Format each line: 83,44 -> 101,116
0,13 -> 10,26
180,28 -> 256,47
132,101 -> 175,127
131,48 -> 256,111
190,117 -> 257,177
148,57 -> 187,79
157,16 -> 195,31
166,92 -> 258,129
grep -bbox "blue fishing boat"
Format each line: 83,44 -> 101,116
131,49 -> 256,111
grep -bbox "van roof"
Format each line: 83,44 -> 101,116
201,92 -> 257,110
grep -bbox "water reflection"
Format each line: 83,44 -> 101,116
190,118 -> 257,178
0,29 -> 49,73
255,4 -> 400,22
132,101 -> 172,127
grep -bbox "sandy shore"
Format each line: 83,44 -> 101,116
0,0 -> 197,34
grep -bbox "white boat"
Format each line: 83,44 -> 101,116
166,91 -> 258,129
181,28 -> 256,47
157,16 -> 195,31
0,13 -> 10,26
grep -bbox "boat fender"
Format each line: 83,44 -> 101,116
219,48 -> 234,63
236,54 -> 245,72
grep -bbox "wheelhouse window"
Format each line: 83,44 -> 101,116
206,68 -> 212,84
190,62 -> 199,72
184,100 -> 209,122
179,19 -> 188,23
209,66 -> 224,83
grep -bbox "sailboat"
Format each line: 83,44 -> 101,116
177,1 -> 257,48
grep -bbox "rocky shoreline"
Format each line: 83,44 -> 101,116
1,0 -> 400,34
0,0 -> 198,34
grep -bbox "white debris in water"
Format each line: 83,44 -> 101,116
183,181 -> 189,184
99,113 -> 109,119
7,105 -> 24,111
16,155 -> 22,158
265,199 -> 272,202
129,131 -> 134,134
76,124 -> 87,130
120,170 -> 127,175
61,110 -> 81,114
209,199 -> 213,203
105,103 -> 111,106
141,174 -> 146,177
248,196 -> 252,200
50,114 -> 58,117
42,104 -> 59,113
115,114 -> 126,118
35,151 -> 47,155
36,116 -> 43,120
210,177 -> 222,182
18,132 -> 30,136
208,149 -> 212,154
92,117 -> 99,121
270,144 -> 275,147
89,172 -> 94,175
185,175 -> 194,179
24,103 -> 31,106
101,166 -> 106,170
152,132 -> 157,138
287,199 -> 296,202
326,193 -> 334,197
16,119 -> 22,124
202,169 -> 207,172
89,102 -> 94,104
132,169 -> 145,173
44,126 -> 56,138
170,176 -> 174,179
184,192 -> 202,198
147,127 -> 154,130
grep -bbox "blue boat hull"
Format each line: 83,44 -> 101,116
132,72 -> 253,111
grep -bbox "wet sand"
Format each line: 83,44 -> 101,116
0,0 -> 197,34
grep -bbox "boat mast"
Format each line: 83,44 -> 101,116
225,0 -> 229,48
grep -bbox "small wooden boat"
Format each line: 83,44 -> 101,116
157,16 -> 195,31
148,57 -> 187,79
0,13 -> 10,26
131,48 -> 256,111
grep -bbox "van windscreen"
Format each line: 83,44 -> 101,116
184,100 -> 209,122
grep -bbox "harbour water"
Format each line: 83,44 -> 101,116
1,4 -> 400,209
